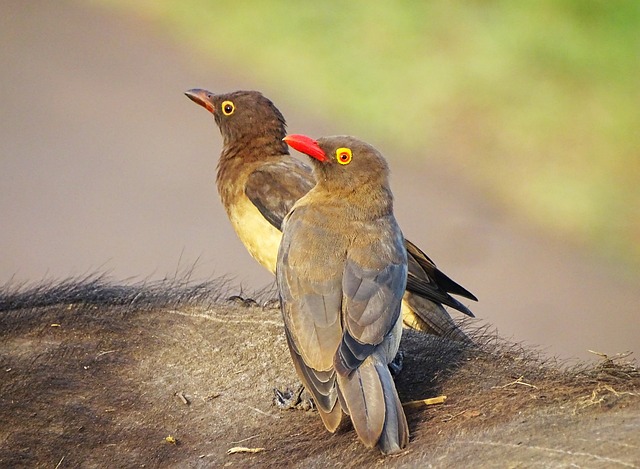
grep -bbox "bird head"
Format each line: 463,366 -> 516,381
185,89 -> 287,149
283,134 -> 390,192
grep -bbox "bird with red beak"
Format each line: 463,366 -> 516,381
184,89 -> 477,340
279,133 -> 409,454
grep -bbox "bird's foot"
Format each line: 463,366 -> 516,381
227,295 -> 260,307
262,298 -> 280,310
273,384 -> 314,411
388,350 -> 404,377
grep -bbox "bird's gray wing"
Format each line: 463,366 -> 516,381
277,206 -> 344,425
245,159 -> 314,230
336,219 -> 408,375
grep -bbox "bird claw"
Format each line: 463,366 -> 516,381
388,350 -> 404,376
273,384 -> 314,411
227,295 -> 260,307
262,298 -> 281,310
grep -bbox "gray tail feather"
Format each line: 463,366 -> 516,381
374,358 -> 409,454
336,354 -> 409,454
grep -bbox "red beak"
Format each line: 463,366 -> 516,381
283,134 -> 328,162
185,88 -> 215,114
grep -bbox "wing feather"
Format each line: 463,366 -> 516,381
245,159 -> 313,229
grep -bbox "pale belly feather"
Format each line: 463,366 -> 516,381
227,196 -> 283,274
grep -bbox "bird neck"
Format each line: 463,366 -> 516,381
309,181 -> 394,222
215,136 -> 289,205
221,131 -> 288,163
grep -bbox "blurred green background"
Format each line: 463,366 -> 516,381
93,0 -> 640,272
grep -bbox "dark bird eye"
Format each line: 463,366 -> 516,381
336,147 -> 352,165
221,100 -> 235,116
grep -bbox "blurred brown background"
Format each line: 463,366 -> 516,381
1,1 -> 638,361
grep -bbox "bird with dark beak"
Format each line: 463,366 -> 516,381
279,133 -> 408,454
184,89 -> 477,340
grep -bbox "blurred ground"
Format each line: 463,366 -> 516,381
0,0 -> 638,361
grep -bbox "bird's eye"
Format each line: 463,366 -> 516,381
221,100 -> 235,116
336,147 -> 352,165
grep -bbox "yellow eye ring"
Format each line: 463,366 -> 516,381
221,100 -> 235,116
336,147 -> 352,165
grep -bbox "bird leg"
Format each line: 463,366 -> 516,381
262,298 -> 281,310
273,384 -> 315,411
226,295 -> 260,307
388,350 -> 404,377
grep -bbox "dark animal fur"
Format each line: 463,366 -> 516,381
1,277 -> 638,468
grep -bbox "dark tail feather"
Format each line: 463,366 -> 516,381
404,238 -> 477,315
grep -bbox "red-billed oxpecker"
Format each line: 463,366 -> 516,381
279,133 -> 408,454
